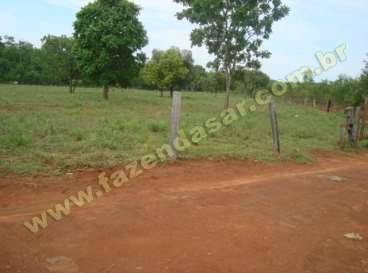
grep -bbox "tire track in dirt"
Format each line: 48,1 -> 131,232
1,158 -> 367,222
164,162 -> 368,194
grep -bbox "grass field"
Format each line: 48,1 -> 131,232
0,84 -> 349,175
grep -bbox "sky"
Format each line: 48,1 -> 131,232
0,0 -> 367,81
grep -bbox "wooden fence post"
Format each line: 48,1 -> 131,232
170,91 -> 182,160
268,99 -> 281,155
353,106 -> 361,146
360,97 -> 368,140
343,107 -> 355,145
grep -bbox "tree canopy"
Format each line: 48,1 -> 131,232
233,69 -> 270,97
73,0 -> 148,99
361,54 -> 368,101
143,47 -> 189,97
174,0 -> 289,108
0,36 -> 42,84
41,35 -> 78,93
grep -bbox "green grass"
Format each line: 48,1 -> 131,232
0,84 -> 348,175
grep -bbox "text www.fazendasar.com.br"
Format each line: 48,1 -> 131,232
24,43 -> 348,233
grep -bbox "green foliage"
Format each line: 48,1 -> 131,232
0,35 -> 78,87
199,71 -> 225,93
143,47 -> 189,94
285,75 -> 363,107
40,35 -> 78,90
180,49 -> 195,90
73,0 -> 148,91
141,48 -> 225,94
0,36 -> 42,84
360,54 -> 368,101
233,69 -> 270,97
190,65 -> 207,91
174,0 -> 289,108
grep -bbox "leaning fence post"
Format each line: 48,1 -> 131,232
268,99 -> 281,155
170,91 -> 182,160
354,106 -> 361,146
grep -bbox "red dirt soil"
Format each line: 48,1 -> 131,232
1,152 -> 368,273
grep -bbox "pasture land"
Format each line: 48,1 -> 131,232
0,84 -> 349,175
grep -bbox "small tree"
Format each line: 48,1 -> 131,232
180,49 -> 195,90
174,0 -> 289,109
191,64 -> 207,91
233,69 -> 270,97
143,48 -> 189,97
201,71 -> 225,95
73,0 -> 148,99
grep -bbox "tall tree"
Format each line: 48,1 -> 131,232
1,38 -> 36,84
361,54 -> 368,98
0,36 -> 6,81
180,49 -> 195,90
41,35 -> 78,93
143,47 -> 189,97
73,0 -> 148,99
174,0 -> 289,109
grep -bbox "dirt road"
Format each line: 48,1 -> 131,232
1,152 -> 368,273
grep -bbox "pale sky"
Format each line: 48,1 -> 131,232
1,0 -> 367,81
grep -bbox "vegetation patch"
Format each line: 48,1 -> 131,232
0,85 -> 353,175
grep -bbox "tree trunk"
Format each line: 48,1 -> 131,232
69,79 -> 77,94
326,99 -> 332,113
224,70 -> 232,109
69,80 -> 74,94
170,87 -> 174,98
160,89 -> 164,97
103,85 -> 109,100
